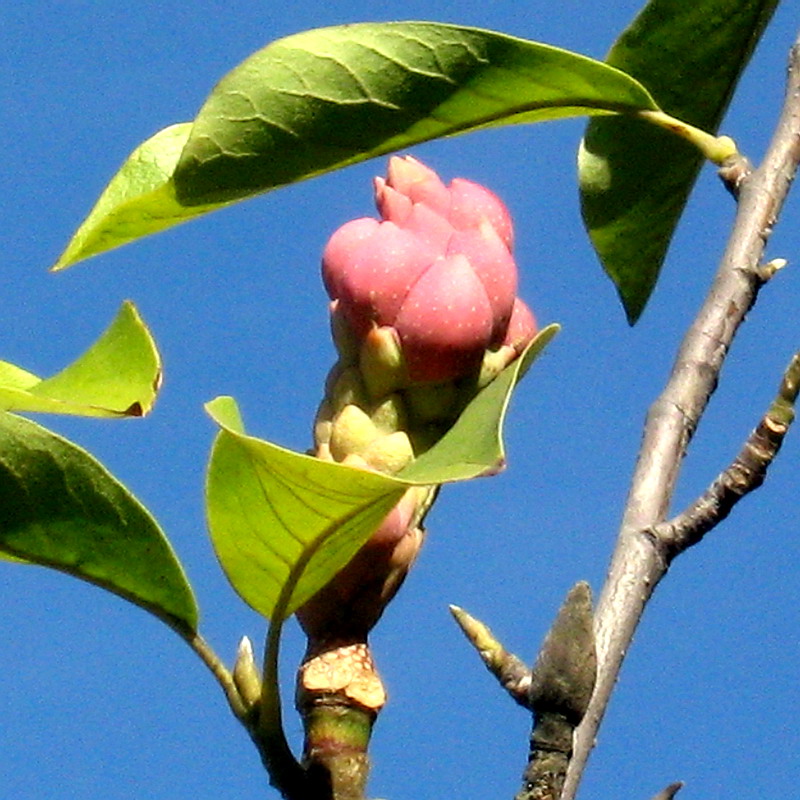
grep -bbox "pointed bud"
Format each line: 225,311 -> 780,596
380,155 -> 451,217
329,300 -> 360,365
233,636 -> 262,711
476,345 -> 518,389
529,581 -> 597,724
359,326 -> 407,399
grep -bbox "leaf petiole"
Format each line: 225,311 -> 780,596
637,109 -> 738,164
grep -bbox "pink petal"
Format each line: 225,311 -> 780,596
385,155 -> 451,216
322,217 -> 380,302
448,178 -> 514,249
322,219 -> 436,335
447,221 -> 517,343
399,201 -> 454,251
394,254 -> 494,382
374,177 -> 413,224
503,297 -> 538,353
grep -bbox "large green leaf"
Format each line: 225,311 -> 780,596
0,411 -> 198,632
175,22 -> 657,206
56,23 -> 658,269
0,301 -> 161,417
205,396 -> 406,622
578,0 -> 778,323
53,124 -> 229,270
205,325 -> 557,621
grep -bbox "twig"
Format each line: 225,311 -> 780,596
562,36 -> 800,800
176,627 -> 248,721
449,605 -> 533,708
516,583 -> 596,800
180,622 -> 309,799
655,350 -> 800,557
649,782 -> 684,800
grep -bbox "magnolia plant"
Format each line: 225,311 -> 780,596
2,3 -> 798,800
291,156 -> 539,794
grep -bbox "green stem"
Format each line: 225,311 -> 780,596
638,109 -> 738,164
295,639 -> 384,800
253,617 -> 308,799
174,625 -> 248,722
301,699 -> 375,800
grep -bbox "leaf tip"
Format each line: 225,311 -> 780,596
205,395 -> 245,433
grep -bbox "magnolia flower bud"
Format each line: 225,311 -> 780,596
302,157 -> 539,646
322,155 -> 523,384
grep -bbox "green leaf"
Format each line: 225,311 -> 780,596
204,325 -> 556,620
0,301 -> 161,417
56,23 -> 659,268
175,22 -> 657,206
0,411 -> 198,632
205,398 -> 406,621
398,324 -> 559,483
53,124 -> 229,270
578,0 -> 778,323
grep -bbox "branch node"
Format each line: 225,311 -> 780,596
656,348 -> 800,558
718,152 -> 754,196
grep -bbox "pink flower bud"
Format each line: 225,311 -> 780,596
322,156 -> 529,383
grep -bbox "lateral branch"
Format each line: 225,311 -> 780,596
654,350 -> 800,559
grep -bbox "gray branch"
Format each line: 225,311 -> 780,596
562,36 -> 800,800
655,350 -> 800,556
649,782 -> 684,800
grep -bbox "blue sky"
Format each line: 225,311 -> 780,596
2,2 -> 799,799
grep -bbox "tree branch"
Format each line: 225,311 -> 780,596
655,350 -> 800,557
562,36 -> 800,799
